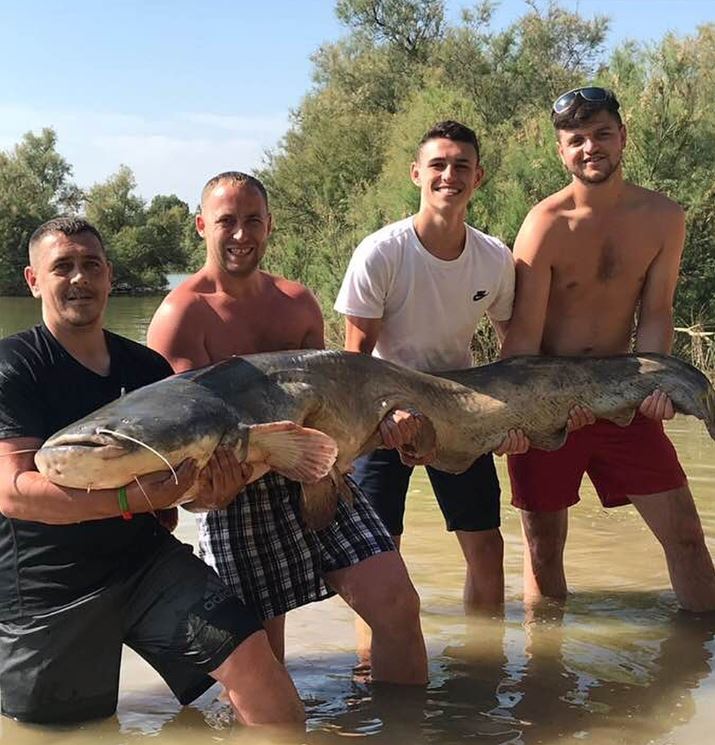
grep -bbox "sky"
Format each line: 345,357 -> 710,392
0,0 -> 712,206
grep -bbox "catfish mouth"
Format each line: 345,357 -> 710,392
42,431 -> 131,458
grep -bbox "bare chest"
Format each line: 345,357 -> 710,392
551,222 -> 660,297
202,296 -> 309,362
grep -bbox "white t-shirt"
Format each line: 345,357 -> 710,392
334,216 -> 515,372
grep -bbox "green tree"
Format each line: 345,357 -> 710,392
335,0 -> 444,59
0,129 -> 81,294
85,171 -> 199,290
436,1 -> 608,128
146,194 -> 197,271
84,165 -> 145,238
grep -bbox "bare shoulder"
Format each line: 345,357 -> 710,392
527,188 -> 575,229
148,273 -> 212,342
514,187 -> 573,259
626,183 -> 684,221
156,272 -> 215,317
269,274 -> 322,312
270,273 -> 312,298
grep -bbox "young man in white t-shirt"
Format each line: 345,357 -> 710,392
335,120 -> 526,612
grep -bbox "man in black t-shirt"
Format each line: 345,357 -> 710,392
0,217 -> 304,726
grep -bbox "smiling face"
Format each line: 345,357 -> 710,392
411,137 -> 484,217
24,231 -> 112,333
557,110 -> 626,185
197,180 -> 272,278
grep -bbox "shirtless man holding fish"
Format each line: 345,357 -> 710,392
0,217 -> 304,726
501,86 -> 715,612
147,172 -> 428,683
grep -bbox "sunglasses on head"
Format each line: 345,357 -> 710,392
552,87 -> 619,115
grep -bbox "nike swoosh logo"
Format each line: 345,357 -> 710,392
472,291 -> 489,301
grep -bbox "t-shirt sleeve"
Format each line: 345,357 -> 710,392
0,353 -> 44,440
145,350 -> 174,383
486,243 -> 515,323
334,239 -> 391,319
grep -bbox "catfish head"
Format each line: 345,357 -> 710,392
35,377 -> 243,489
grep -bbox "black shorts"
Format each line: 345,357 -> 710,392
0,536 -> 263,724
352,449 -> 501,535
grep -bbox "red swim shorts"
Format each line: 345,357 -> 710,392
507,413 -> 687,512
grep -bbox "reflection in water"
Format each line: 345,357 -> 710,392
1,293 -> 715,743
508,599 -> 713,744
301,602 -> 713,745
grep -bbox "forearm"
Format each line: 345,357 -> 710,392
2,472 -> 171,525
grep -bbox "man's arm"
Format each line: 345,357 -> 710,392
492,320 -> 509,345
0,438 -> 253,524
486,243 -> 516,346
147,295 -> 210,373
636,202 -> 686,420
343,314 -> 432,453
635,203 -> 685,355
500,209 -> 555,358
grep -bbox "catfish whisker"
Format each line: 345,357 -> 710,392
133,474 -> 157,516
0,448 -> 41,457
95,428 -> 178,485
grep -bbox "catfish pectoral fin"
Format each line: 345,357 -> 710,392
300,478 -> 339,531
248,421 -> 338,482
530,427 -> 568,452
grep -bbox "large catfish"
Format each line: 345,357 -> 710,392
35,350 -> 715,528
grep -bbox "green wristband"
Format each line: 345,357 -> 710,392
118,485 -> 132,521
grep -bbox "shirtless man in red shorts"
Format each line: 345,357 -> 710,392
501,87 -> 715,612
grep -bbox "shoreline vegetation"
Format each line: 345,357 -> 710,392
1,2 -> 714,369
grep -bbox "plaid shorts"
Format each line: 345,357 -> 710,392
196,473 -> 395,619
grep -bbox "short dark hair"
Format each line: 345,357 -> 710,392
417,120 -> 480,162
28,216 -> 106,262
552,93 -> 622,131
201,171 -> 269,210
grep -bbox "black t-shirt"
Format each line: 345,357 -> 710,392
0,324 -> 174,620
